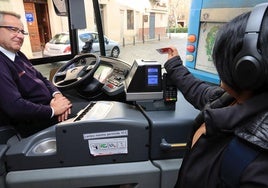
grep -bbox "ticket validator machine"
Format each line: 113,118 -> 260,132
125,59 -> 178,111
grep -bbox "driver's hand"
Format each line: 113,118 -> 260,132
57,108 -> 72,122
53,92 -> 64,100
50,96 -> 72,121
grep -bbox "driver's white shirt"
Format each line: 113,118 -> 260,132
0,46 -> 16,61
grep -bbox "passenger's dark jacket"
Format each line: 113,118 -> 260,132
164,56 -> 268,188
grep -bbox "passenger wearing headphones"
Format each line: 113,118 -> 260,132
164,3 -> 268,188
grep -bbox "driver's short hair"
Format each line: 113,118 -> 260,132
0,11 -> 21,24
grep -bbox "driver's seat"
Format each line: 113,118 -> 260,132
0,126 -> 20,144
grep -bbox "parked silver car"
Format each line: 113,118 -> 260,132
43,31 -> 120,58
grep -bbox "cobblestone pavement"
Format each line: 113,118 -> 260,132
35,33 -> 187,78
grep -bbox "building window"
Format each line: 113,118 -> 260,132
127,10 -> 134,30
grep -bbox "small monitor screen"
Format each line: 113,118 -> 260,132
147,67 -> 159,86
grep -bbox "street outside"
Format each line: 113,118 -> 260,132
34,33 -> 187,78
119,33 -> 187,65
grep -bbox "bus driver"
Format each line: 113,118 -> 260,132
0,11 -> 72,138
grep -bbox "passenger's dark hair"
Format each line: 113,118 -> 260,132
212,9 -> 268,92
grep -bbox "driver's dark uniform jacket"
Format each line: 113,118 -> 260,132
0,50 -> 59,137
164,56 -> 268,188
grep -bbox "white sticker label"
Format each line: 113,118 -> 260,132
88,137 -> 128,156
83,130 -> 128,140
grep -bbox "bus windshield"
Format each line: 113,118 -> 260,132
1,0 -> 190,80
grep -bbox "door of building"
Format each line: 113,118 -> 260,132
149,13 -> 155,39
35,3 -> 51,49
23,0 -> 51,53
24,2 -> 41,52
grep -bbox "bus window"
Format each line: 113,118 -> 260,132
185,0 -> 268,85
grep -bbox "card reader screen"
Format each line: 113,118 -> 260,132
147,67 -> 159,86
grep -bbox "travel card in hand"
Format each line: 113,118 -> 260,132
156,47 -> 171,54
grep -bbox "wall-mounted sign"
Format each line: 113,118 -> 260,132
25,13 -> 34,22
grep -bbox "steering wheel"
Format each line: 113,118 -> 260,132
52,53 -> 100,89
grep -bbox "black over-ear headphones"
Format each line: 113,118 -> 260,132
232,3 -> 268,90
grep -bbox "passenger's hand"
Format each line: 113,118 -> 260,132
167,46 -> 179,60
50,96 -> 72,121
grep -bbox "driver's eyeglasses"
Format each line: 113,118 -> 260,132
0,26 -> 28,35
